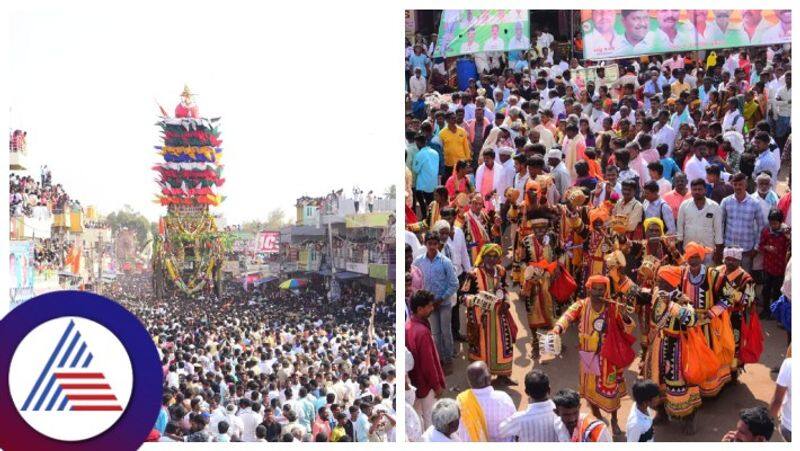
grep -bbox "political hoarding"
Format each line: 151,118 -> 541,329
569,64 -> 619,91
10,240 -> 36,305
437,9 -> 530,58
256,231 -> 280,254
582,10 -> 792,60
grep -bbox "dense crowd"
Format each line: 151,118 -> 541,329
10,168 -> 78,217
105,274 -> 397,442
404,24 -> 791,443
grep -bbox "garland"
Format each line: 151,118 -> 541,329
162,130 -> 222,147
154,167 -> 223,180
156,194 -> 223,206
159,178 -> 226,189
158,146 -> 222,163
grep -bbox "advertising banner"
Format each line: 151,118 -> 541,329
437,9 -> 530,57
256,230 -> 280,254
10,240 -> 36,305
581,10 -> 792,60
345,212 -> 392,228
569,64 -> 620,90
368,263 -> 389,280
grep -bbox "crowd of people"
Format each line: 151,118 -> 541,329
10,167 -> 84,271
405,24 -> 791,442
104,274 -> 397,442
9,168 -> 76,218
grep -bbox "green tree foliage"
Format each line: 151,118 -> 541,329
105,205 -> 151,250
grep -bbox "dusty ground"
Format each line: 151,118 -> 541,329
442,292 -> 789,442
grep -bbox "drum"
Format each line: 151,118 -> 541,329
538,332 -> 562,357
467,291 -> 501,310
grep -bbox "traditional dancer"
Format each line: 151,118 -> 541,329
679,242 -> 730,398
645,265 -> 700,434
712,247 -> 756,381
551,275 -> 635,436
461,244 -> 518,384
520,218 -> 558,360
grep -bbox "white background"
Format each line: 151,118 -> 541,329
9,316 -> 133,441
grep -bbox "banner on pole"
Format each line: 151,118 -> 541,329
581,10 -> 791,60
437,9 -> 530,58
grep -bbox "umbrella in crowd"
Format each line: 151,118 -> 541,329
279,278 -> 307,289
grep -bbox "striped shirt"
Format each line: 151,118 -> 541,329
498,399 -> 559,442
720,194 -> 767,251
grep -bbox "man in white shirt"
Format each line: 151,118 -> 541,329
618,10 -> 655,55
455,361 -> 516,441
422,398 -> 461,442
761,10 -> 791,43
508,21 -> 530,50
770,357 -> 792,442
483,24 -> 505,52
496,146 -> 516,203
654,10 -> 694,51
512,153 -> 530,203
530,116 -> 556,150
475,148 -> 505,211
498,369 -> 559,442
683,139 -> 710,185
460,28 -> 480,54
721,98 -> 744,133
677,178 -> 724,263
626,380 -> 659,442
547,149 -> 570,202
653,111 -> 677,155
237,399 -> 263,442
409,68 -> 427,102
741,9 -> 771,44
583,10 -> 622,58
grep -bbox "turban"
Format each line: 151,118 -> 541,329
565,187 -> 587,206
431,219 -> 450,233
497,146 -> 514,156
525,179 -> 540,193
585,275 -> 610,296
504,187 -> 520,204
605,250 -> 626,269
470,192 -> 484,203
588,207 -> 609,228
683,241 -> 712,262
643,217 -> 665,235
657,265 -> 682,288
475,243 -> 503,267
723,247 -> 743,261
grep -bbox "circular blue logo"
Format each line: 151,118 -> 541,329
0,291 -> 162,450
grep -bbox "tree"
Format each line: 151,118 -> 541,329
265,208 -> 286,229
105,206 -> 151,250
384,185 -> 396,199
241,220 -> 267,234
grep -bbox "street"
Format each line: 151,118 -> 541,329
442,292 -> 788,442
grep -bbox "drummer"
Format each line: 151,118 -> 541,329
460,244 -> 518,384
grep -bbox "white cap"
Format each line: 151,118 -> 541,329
723,247 -> 743,260
546,149 -> 562,160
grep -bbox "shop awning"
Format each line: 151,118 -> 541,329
334,271 -> 364,280
254,275 -> 278,287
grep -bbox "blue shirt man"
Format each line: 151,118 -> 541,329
412,246 -> 458,306
412,142 -> 439,194
408,51 -> 430,78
